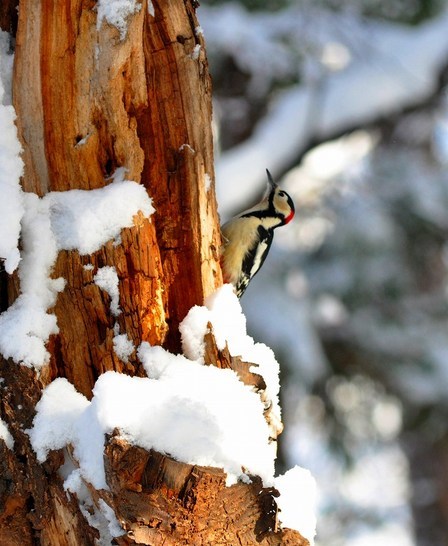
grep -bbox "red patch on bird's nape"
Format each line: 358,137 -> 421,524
284,210 -> 295,224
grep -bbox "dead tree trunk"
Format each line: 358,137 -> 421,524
0,1 -> 309,544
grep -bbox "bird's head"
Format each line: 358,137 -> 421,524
238,169 -> 295,227
264,169 -> 295,225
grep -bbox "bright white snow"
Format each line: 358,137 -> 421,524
204,173 -> 212,192
0,417 -> 14,449
64,468 -> 124,542
28,288 -> 285,488
94,266 -> 121,317
0,30 -> 25,274
0,193 -> 64,367
48,169 -> 154,254
275,466 -> 317,545
113,332 -> 135,363
27,287 -> 316,536
28,286 -> 318,536
30,364 -> 274,488
190,44 -> 201,61
180,285 -> 282,428
30,377 -> 90,464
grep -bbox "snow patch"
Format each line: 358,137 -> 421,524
275,466 -> 317,545
0,418 -> 14,449
27,288 -> 316,529
29,310 -> 317,529
96,0 -> 142,40
30,378 -> 90,463
113,333 -> 135,363
178,143 -> 195,154
204,173 -> 212,192
0,31 -> 14,105
64,468 -> 124,542
30,357 -> 275,488
0,30 -> 25,274
190,44 -> 201,60
0,194 -> 64,368
180,285 -> 282,428
48,169 -> 154,254
98,499 -> 125,539
0,170 -> 153,369
74,134 -> 90,147
94,266 -> 121,317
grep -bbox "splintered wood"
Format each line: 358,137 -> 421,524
12,0 -> 222,397
102,434 -> 309,546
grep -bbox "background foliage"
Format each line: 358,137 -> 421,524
202,1 -> 448,544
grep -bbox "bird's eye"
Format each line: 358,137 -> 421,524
278,191 -> 285,197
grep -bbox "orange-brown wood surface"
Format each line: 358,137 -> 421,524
0,2 -> 306,544
12,0 -> 222,395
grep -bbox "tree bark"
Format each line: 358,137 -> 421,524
0,0 -> 18,36
0,1 -> 308,544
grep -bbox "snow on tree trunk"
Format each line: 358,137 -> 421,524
0,1 -> 310,545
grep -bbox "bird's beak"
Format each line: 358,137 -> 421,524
266,169 -> 277,191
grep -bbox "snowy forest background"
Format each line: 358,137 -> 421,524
200,0 -> 448,545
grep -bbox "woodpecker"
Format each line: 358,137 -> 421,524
220,169 -> 295,298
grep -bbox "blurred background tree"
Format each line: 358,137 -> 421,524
200,0 -> 448,544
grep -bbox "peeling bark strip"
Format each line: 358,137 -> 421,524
139,0 -> 222,348
0,1 -> 308,544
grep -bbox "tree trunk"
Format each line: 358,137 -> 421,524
0,1 -> 308,544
